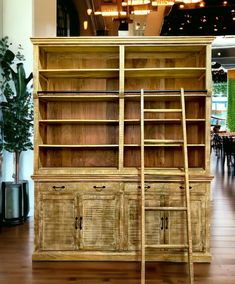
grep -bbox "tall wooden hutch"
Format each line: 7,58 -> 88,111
32,36 -> 213,262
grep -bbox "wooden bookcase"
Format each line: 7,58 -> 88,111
32,36 -> 214,262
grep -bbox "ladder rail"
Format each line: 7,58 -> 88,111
180,88 -> 194,284
140,89 -> 145,284
140,88 -> 194,284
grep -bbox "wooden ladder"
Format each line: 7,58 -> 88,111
140,88 -> 194,284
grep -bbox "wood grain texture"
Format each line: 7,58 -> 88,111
31,37 -> 213,266
1,154 -> 234,283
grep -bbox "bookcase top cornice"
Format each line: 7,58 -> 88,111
31,36 -> 215,46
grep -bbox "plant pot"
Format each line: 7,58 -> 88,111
0,181 -> 29,225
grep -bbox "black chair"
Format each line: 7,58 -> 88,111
222,136 -> 235,167
212,133 -> 223,157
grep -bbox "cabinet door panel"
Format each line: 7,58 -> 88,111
40,193 -> 77,251
124,193 -> 164,251
166,194 -> 205,252
79,194 -> 120,251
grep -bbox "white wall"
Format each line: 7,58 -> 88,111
0,0 -> 2,37
33,0 -> 56,37
2,0 -> 34,216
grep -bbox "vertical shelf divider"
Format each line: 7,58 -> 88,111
119,45 -> 125,171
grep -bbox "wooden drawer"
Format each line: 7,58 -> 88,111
124,182 -> 208,194
77,182 -> 121,192
124,182 -> 179,192
39,182 -> 78,192
39,182 -> 121,192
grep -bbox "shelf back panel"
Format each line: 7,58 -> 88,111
124,147 -> 205,168
39,148 -> 118,168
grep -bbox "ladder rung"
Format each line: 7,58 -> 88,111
145,206 -> 187,211
144,109 -> 182,113
145,244 -> 189,249
144,139 -> 183,144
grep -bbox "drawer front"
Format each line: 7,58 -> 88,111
124,182 -> 179,193
39,182 -> 121,192
124,182 -> 208,194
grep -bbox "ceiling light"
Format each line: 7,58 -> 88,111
87,8 -> 92,15
131,9 -> 150,15
152,0 -> 174,5
125,0 -> 150,5
100,11 -> 119,17
183,0 -> 200,3
83,21 -> 88,30
175,0 -> 201,2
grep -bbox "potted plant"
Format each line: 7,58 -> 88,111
0,37 -> 33,224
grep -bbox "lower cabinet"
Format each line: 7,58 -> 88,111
39,182 -> 121,252
124,183 -> 207,253
35,181 -> 210,261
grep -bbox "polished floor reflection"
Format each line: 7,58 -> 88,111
0,151 -> 235,284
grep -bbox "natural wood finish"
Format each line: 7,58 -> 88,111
181,88 -> 194,283
140,89 -> 145,284
141,89 -> 194,283
31,37 -> 213,263
1,156 -> 235,284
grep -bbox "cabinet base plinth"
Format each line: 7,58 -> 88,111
32,251 -> 211,263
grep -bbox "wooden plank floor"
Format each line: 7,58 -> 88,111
0,152 -> 235,284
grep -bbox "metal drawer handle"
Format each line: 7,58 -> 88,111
80,217 -> 83,230
75,217 -> 83,230
52,185 -> 65,190
75,217 -> 79,230
161,217 -> 164,230
93,185 -> 106,191
179,186 -> 192,190
165,217 -> 168,230
138,185 -> 151,191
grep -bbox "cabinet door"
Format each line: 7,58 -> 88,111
165,192 -> 206,252
124,192 -> 164,251
79,193 -> 120,251
40,193 -> 77,251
